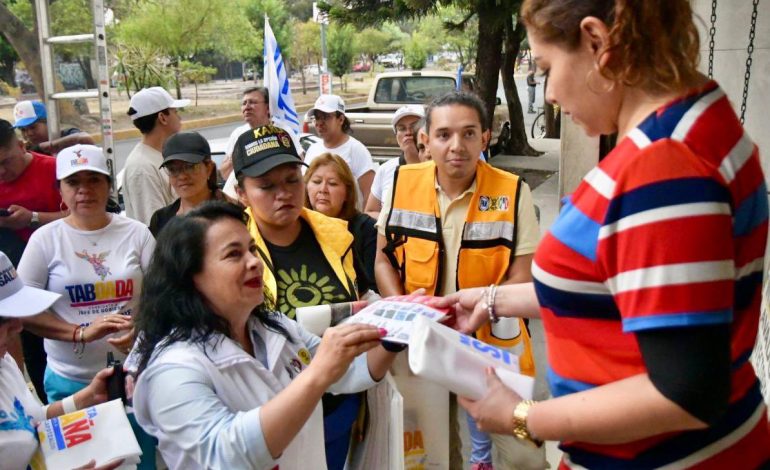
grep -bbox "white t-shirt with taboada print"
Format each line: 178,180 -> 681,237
18,215 -> 155,383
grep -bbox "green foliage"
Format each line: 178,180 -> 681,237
417,5 -> 478,67
179,60 -> 217,105
404,36 -> 427,70
292,20 -> 321,69
243,0 -> 294,66
113,44 -> 170,95
328,24 -> 355,79
355,28 -> 392,62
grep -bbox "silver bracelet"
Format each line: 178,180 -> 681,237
486,284 -> 499,324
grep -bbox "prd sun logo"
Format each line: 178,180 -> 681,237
275,265 -> 347,318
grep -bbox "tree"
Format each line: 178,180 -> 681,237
291,20 -> 321,94
243,0 -> 294,73
327,24 -> 354,90
0,0 -> 92,122
116,0 -> 256,98
0,35 -> 18,86
324,0 -> 540,156
179,60 -> 217,106
356,28 -> 391,68
404,36 -> 428,70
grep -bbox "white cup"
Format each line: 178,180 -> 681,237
295,305 -> 332,336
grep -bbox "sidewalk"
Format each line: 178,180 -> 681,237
489,139 -> 563,469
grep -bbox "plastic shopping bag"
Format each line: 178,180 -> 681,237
347,373 -> 404,470
35,399 -> 142,469
408,316 -> 535,401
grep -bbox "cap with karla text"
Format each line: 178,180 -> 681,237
127,87 -> 190,120
305,94 -> 346,120
0,251 -> 60,318
161,131 -> 210,167
13,100 -> 47,128
232,125 -> 306,178
56,144 -> 111,180
391,105 -> 425,133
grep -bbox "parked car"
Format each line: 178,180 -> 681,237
304,64 -> 321,77
303,71 -> 510,159
378,54 -> 402,68
352,62 -> 371,73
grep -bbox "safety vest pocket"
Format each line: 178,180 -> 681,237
403,237 -> 440,292
457,246 -> 509,288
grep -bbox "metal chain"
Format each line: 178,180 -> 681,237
708,0 -> 717,78
740,0 -> 759,124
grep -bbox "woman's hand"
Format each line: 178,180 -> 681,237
107,326 -> 135,354
429,287 -> 489,334
84,314 -> 132,343
77,367 -> 116,409
72,458 -> 124,470
458,367 -> 523,435
310,323 -> 386,386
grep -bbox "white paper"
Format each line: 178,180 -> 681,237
344,298 -> 447,344
408,316 -> 534,400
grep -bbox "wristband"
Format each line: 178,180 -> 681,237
381,340 -> 407,352
62,395 -> 77,414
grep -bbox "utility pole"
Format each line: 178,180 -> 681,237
313,2 -> 332,95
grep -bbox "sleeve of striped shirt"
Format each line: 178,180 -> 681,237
597,139 -> 735,333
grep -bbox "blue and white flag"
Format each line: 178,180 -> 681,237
264,17 -> 300,138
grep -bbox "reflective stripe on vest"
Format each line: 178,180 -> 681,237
389,208 -> 438,234
463,220 -> 515,243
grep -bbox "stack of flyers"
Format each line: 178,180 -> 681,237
35,399 -> 141,469
344,294 -> 450,344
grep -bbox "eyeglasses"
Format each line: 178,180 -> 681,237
242,99 -> 267,106
166,162 -> 202,176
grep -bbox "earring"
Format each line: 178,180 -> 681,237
586,66 -> 616,94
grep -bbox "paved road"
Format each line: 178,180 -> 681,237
114,121 -> 242,172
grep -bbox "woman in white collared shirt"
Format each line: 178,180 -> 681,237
131,201 -> 400,470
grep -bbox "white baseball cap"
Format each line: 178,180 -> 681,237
306,94 -> 346,119
0,251 -> 60,318
56,144 -> 111,180
127,87 -> 190,120
13,100 -> 47,128
391,105 -> 425,133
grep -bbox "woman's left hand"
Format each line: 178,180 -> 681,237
458,367 -> 523,435
107,326 -> 135,354
80,367 -> 116,408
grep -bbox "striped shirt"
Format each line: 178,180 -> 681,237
533,82 -> 770,468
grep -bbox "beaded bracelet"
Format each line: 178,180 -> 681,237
486,284 -> 499,324
72,325 -> 85,358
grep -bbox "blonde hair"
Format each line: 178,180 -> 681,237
303,153 -> 358,220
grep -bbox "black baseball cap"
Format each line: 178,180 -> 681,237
232,125 -> 305,177
161,131 -> 210,168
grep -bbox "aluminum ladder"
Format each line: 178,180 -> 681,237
34,0 -> 116,197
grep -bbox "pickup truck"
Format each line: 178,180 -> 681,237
302,71 -> 511,159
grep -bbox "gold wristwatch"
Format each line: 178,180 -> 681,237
512,400 -> 543,447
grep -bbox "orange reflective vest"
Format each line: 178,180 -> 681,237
383,160 -> 535,375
